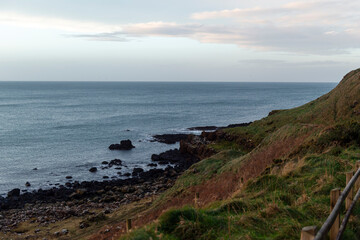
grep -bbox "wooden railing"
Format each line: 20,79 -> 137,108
301,161 -> 360,240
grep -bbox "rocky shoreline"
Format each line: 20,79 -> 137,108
0,122 -> 249,235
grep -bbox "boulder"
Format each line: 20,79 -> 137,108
108,140 -> 135,150
7,188 -> 20,198
108,159 -> 122,167
89,167 -> 97,173
132,168 -> 144,176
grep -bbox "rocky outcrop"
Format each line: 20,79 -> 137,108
188,122 -> 252,131
179,135 -> 217,160
151,134 -> 189,144
108,140 -> 135,150
151,149 -> 199,168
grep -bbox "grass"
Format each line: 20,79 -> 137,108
122,146 -> 360,239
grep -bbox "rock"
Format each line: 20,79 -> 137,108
151,149 -> 190,164
123,173 -> 131,177
187,122 -> 251,131
147,163 -> 157,167
66,176 -> 72,179
151,134 -> 189,144
79,221 -> 89,229
25,182 -> 31,187
33,168 -> 38,170
7,188 -> 20,198
187,126 -> 218,131
108,140 -> 135,150
132,168 -> 144,176
103,176 -> 109,179
89,167 -> 97,173
108,159 -> 122,167
61,229 -> 69,235
101,161 -> 109,165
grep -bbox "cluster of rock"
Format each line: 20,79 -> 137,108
0,174 -> 175,233
0,123 -> 251,235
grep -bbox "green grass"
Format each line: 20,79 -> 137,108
120,69 -> 360,239
122,146 -> 360,240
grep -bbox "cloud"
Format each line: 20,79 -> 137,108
0,12 -> 121,33
1,1 -> 360,55
66,33 -> 129,42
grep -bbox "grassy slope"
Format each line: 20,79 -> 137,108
122,69 -> 360,239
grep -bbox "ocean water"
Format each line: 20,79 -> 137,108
0,82 -> 337,196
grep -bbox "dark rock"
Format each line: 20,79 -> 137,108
123,173 -> 131,177
188,122 -> 252,131
147,163 -> 157,167
151,149 -> 193,164
151,134 -> 189,144
101,161 -> 109,165
89,167 -> 97,173
108,159 -> 122,167
33,168 -> 38,171
25,182 -> 31,187
132,168 -> 144,176
66,176 -> 72,179
187,126 -> 218,131
103,176 -> 109,179
108,140 -> 135,150
79,221 -> 90,229
7,188 -> 20,198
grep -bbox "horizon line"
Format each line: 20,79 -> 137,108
0,80 -> 339,83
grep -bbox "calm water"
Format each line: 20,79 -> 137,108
0,82 -> 337,195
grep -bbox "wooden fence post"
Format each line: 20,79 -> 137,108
330,188 -> 340,240
126,218 -> 132,233
301,226 -> 317,240
355,161 -> 360,191
346,171 -> 354,210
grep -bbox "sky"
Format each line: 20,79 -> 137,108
0,0 -> 359,82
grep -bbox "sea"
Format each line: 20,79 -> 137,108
0,81 -> 337,196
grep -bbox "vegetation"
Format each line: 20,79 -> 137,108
119,69 -> 360,240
